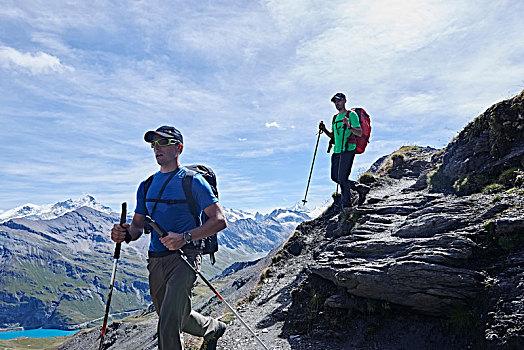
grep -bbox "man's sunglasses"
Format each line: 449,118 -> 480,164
150,138 -> 180,148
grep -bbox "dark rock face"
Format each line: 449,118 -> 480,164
312,193 -> 485,315
281,179 -> 523,349
369,146 -> 438,180
430,90 -> 524,195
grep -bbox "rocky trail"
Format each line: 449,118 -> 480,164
215,178 -> 422,349
215,172 -> 523,350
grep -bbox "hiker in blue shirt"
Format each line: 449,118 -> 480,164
111,126 -> 227,350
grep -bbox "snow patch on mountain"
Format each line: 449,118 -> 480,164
0,195 -> 113,222
223,207 -> 257,222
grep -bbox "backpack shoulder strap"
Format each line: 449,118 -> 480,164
348,109 -> 364,127
143,175 -> 154,195
333,112 -> 351,128
182,170 -> 200,227
346,110 -> 354,128
142,174 -> 155,215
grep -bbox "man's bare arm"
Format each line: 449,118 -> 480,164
159,202 -> 227,251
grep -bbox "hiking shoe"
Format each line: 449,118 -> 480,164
356,184 -> 370,206
200,321 -> 226,350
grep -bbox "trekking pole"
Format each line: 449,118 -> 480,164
144,216 -> 271,350
302,129 -> 322,205
99,202 -> 127,350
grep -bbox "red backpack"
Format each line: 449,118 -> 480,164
330,107 -> 371,154
351,107 -> 371,154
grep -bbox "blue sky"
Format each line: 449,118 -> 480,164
1,0 -> 523,214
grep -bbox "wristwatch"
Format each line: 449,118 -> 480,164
183,231 -> 192,244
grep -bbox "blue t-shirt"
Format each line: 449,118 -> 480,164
135,167 -> 218,252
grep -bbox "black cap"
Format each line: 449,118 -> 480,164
331,92 -> 346,102
144,126 -> 183,143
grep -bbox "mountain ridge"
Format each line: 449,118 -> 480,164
0,195 -> 113,223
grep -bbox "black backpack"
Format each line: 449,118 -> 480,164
142,164 -> 219,264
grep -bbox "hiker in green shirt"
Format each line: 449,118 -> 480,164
319,92 -> 370,213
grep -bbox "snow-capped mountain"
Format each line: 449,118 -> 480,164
221,203 -> 325,249
1,197 -> 324,225
0,197 -> 325,261
0,195 -> 113,222
223,207 -> 257,222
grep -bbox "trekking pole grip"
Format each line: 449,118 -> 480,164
114,202 -> 127,260
145,216 -> 168,238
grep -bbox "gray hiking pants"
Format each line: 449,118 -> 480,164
148,251 -> 220,350
331,149 -> 358,208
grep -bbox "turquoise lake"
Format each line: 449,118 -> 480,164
0,329 -> 78,340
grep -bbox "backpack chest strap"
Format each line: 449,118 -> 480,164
145,170 -> 178,217
145,199 -> 187,205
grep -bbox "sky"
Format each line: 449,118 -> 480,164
1,0 -> 523,214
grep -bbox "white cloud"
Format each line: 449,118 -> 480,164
392,93 -> 439,115
290,1 -> 463,88
263,0 -> 329,36
237,148 -> 277,158
0,46 -> 73,75
31,32 -> 70,53
265,121 -> 282,129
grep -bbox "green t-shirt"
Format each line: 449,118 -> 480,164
332,110 -> 360,153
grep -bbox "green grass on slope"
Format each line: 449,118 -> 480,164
0,336 -> 68,350
2,249 -> 149,327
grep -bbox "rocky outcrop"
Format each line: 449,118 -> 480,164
310,189 -> 521,318
430,90 -> 524,195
